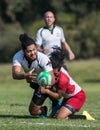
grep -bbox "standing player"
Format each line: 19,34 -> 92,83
40,47 -> 95,120
35,10 -> 75,60
12,33 -> 55,117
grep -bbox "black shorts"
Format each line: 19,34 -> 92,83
30,83 -> 48,105
30,82 -> 39,90
64,104 -> 77,114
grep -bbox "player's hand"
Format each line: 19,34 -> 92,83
43,49 -> 49,54
40,87 -> 49,94
69,51 -> 75,60
26,73 -> 37,83
25,68 -> 37,83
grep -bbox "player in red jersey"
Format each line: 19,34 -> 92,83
40,47 -> 86,119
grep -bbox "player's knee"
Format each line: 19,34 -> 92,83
29,104 -> 40,116
29,109 -> 36,116
29,107 -> 38,115
29,107 -> 34,115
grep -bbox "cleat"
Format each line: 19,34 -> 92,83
82,110 -> 95,120
49,100 -> 62,118
39,115 -> 46,118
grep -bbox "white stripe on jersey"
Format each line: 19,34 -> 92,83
61,67 -> 82,98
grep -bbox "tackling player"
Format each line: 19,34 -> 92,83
40,47 -> 87,119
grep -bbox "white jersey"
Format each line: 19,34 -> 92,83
35,25 -> 65,56
12,50 -> 53,73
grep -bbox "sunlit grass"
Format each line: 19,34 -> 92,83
0,59 -> 100,130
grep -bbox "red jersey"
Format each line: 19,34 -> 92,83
56,67 -> 82,99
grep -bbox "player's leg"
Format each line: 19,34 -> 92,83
49,97 -> 62,118
29,101 -> 47,116
56,90 -> 86,119
55,103 -> 86,119
63,104 -> 86,119
56,105 -> 72,119
48,85 -> 62,117
68,114 -> 86,119
29,101 -> 42,115
29,83 -> 48,117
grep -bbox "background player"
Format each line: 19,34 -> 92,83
35,10 -> 75,60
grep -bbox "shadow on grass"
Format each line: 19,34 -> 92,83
84,79 -> 100,83
0,114 -> 39,119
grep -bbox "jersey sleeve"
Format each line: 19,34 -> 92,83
60,27 -> 66,43
12,51 -> 22,66
35,28 -> 43,46
12,56 -> 21,66
38,52 -> 53,72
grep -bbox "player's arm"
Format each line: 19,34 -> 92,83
12,66 -> 26,79
35,30 -> 44,53
12,66 -> 35,82
48,70 -> 55,86
62,41 -> 75,60
36,44 -> 49,54
36,45 -> 44,52
40,87 -> 62,100
36,29 -> 50,54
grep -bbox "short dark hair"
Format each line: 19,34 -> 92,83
50,46 -> 65,70
19,33 -> 36,50
44,10 -> 56,18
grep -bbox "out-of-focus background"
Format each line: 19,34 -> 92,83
0,1 -> 100,130
0,0 -> 100,62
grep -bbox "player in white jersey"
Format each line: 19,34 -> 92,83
12,33 -> 55,117
35,11 -> 75,60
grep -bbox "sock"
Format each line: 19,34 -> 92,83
68,114 -> 86,120
40,106 -> 47,116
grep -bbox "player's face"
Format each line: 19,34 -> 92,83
53,68 -> 59,80
44,11 -> 55,27
24,44 -> 37,61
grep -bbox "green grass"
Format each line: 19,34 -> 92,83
0,59 -> 100,130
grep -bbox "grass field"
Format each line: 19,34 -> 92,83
0,59 -> 100,130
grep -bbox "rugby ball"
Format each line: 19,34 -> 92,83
37,71 -> 52,87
